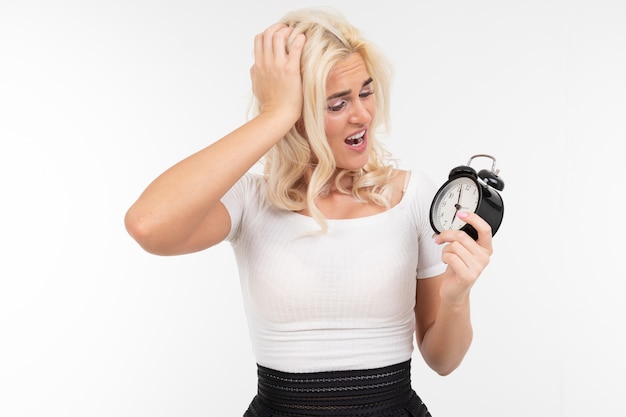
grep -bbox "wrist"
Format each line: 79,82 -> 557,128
250,110 -> 299,143
439,291 -> 471,312
258,104 -> 301,127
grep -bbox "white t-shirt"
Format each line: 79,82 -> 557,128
221,171 -> 446,373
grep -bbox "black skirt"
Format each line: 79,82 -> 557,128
243,360 -> 431,417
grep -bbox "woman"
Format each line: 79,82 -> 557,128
125,7 -> 493,417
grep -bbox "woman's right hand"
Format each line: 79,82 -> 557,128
250,24 -> 306,125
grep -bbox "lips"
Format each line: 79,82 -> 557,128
344,130 -> 365,146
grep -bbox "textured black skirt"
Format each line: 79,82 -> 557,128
243,360 -> 431,417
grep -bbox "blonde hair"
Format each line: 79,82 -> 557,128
255,7 -> 396,232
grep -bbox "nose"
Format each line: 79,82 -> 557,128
349,100 -> 372,125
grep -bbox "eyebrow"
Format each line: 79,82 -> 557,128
326,77 -> 374,101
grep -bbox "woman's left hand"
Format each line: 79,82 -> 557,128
434,211 -> 493,305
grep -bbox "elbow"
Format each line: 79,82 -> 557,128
426,357 -> 463,377
124,207 -> 198,256
419,339 -> 470,376
434,362 -> 461,377
124,208 -> 162,255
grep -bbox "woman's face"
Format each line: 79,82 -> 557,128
324,53 -> 376,171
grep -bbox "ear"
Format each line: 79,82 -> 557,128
295,117 -> 307,138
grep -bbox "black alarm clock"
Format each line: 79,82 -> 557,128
429,154 -> 505,240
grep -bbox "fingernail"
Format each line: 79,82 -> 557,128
456,211 -> 469,219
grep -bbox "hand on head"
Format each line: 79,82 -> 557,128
250,24 -> 306,124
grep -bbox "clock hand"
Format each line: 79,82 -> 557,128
451,184 -> 463,225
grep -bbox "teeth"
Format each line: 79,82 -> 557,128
347,131 -> 365,140
345,130 -> 365,146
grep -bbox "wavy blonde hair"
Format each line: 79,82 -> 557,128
253,7 -> 396,233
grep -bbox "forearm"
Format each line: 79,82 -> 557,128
125,111 -> 294,251
418,295 -> 473,376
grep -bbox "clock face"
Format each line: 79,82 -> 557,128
431,177 -> 480,232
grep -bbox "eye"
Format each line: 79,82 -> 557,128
359,88 -> 374,99
327,99 -> 347,112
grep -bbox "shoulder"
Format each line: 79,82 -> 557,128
232,172 -> 267,197
395,169 -> 440,222
222,172 -> 269,213
222,172 -> 271,241
394,169 -> 438,199
241,171 -> 266,187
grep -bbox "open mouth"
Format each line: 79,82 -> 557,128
344,130 -> 365,146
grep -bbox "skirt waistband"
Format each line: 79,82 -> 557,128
255,360 -> 414,416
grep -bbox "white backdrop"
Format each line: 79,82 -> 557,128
1,1 -> 624,416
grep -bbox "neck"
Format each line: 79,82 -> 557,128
304,167 -> 359,193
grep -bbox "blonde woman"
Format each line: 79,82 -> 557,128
125,7 -> 494,417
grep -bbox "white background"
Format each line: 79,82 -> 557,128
1,0 -> 624,416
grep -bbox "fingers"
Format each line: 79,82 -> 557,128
254,24 -> 281,66
436,212 -> 493,252
441,238 -> 489,277
287,32 -> 306,64
254,23 -> 303,65
460,211 -> 493,249
250,23 -> 306,117
264,24 -> 290,63
435,212 -> 493,281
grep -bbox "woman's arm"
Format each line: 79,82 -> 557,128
124,25 -> 305,255
415,211 -> 493,375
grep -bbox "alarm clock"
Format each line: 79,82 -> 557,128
429,154 -> 505,240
